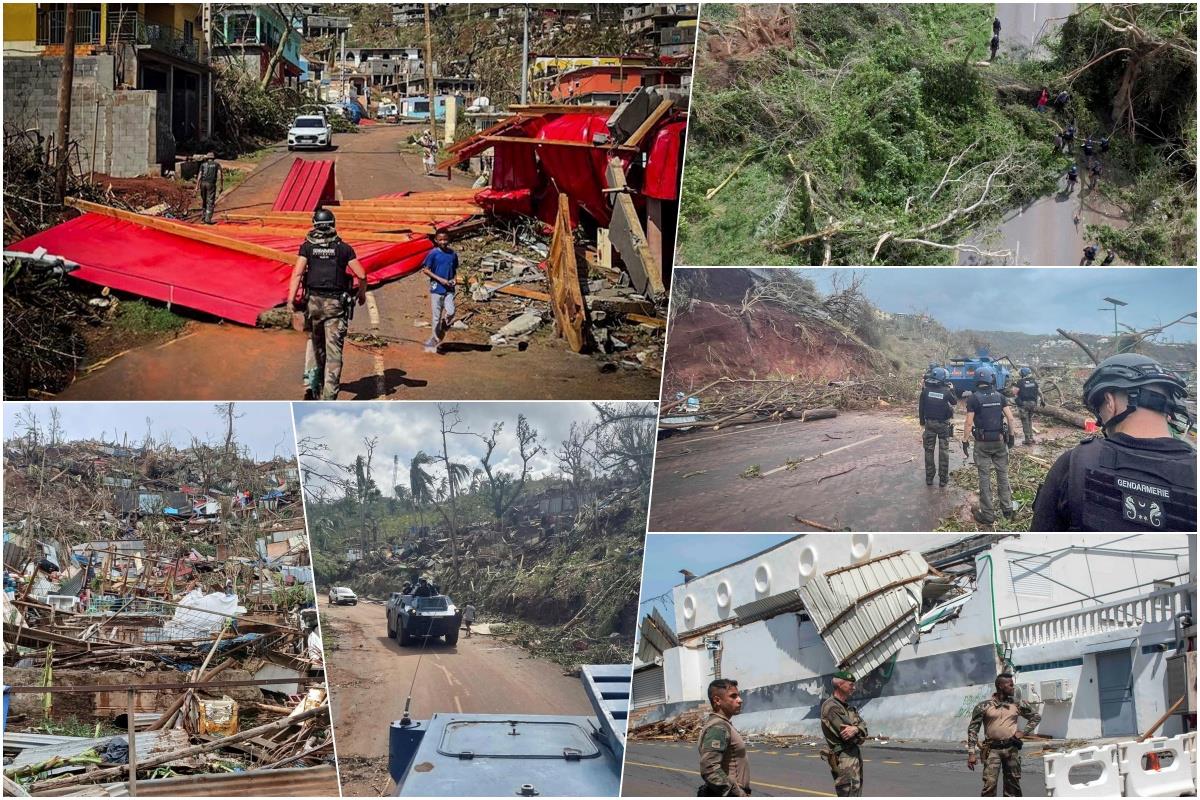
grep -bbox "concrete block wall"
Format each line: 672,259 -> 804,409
2,54 -> 158,177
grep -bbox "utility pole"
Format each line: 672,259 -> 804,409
520,4 -> 529,104
54,3 -> 77,203
423,3 -> 437,143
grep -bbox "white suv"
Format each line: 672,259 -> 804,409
328,586 -> 357,605
288,115 -> 332,150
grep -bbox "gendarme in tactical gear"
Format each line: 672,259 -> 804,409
197,153 -> 222,225
288,208 -> 367,400
1032,353 -> 1196,531
1014,367 -> 1043,446
919,366 -> 958,487
965,366 -> 1017,526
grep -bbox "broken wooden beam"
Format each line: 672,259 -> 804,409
545,193 -> 590,353
623,98 -> 675,149
64,198 -> 293,265
221,224 -> 431,242
605,157 -> 664,299
223,210 -> 462,224
484,135 -> 637,152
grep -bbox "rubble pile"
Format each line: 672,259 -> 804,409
3,433 -> 334,796
629,707 -> 707,741
450,231 -> 665,373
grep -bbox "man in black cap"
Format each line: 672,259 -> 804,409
820,670 -> 868,796
1031,353 -> 1195,530
287,208 -> 367,400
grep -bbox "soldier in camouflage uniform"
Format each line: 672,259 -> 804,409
967,672 -> 1042,796
820,670 -> 868,797
697,678 -> 750,796
195,153 -> 223,224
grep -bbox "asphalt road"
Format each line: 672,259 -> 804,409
58,124 -> 659,400
320,599 -> 593,796
622,739 -> 1049,797
649,409 -> 973,532
960,2 -> 1131,266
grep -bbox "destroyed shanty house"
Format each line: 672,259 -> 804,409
631,534 -> 1196,744
8,89 -> 680,367
2,439 -> 331,795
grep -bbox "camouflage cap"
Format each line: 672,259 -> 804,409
833,670 -> 856,681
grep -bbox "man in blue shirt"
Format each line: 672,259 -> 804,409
420,230 -> 458,353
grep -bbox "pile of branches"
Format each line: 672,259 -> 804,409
2,257 -> 95,399
660,374 -> 917,430
2,128 -> 110,243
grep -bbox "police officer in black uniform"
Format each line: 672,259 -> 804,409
963,366 -> 1018,526
919,366 -> 958,487
1031,353 -> 1196,531
1013,367 -> 1044,445
287,208 -> 368,400
196,152 -> 222,224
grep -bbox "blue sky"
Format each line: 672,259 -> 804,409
805,268 -> 1196,341
2,402 -> 296,460
639,533 -> 796,633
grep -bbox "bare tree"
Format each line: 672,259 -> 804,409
214,403 -> 243,459
473,415 -> 542,526
556,421 -> 591,509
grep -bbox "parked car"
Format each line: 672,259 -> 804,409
328,586 -> 357,605
386,592 -> 462,645
288,114 -> 333,150
378,102 -> 399,123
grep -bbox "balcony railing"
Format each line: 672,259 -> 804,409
1000,583 -> 1194,648
108,9 -> 207,63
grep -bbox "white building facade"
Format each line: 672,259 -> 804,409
637,534 -> 1195,743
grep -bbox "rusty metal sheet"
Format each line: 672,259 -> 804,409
9,728 -> 188,771
66,764 -> 340,796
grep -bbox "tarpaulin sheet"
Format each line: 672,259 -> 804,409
10,213 -> 435,325
644,120 -> 686,201
272,158 -> 336,212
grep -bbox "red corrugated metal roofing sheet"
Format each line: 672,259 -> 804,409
9,213 -> 438,325
272,158 -> 336,212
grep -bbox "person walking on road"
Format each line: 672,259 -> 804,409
288,208 -> 368,400
462,602 -> 476,637
964,366 -> 1017,527
821,671 -> 868,797
196,153 -> 223,225
919,366 -> 958,487
1081,244 -> 1098,266
698,679 -> 750,797
1014,367 -> 1044,446
1088,159 -> 1103,190
993,17 -> 1002,35
1066,164 -> 1079,193
420,230 -> 459,354
1031,353 -> 1196,532
989,33 -> 1000,61
968,672 -> 1042,797
418,129 -> 438,175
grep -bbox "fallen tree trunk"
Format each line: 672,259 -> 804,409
801,407 -> 838,422
1038,404 -> 1090,429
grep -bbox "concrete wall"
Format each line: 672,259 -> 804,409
3,54 -> 158,177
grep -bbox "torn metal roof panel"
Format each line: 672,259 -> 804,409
8,728 -> 190,772
271,158 -> 336,212
798,550 -> 931,677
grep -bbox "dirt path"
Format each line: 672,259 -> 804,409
56,125 -> 660,401
321,599 -> 594,796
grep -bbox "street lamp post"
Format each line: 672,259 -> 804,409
1100,296 -> 1128,346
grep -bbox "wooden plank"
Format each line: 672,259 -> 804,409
545,193 -> 589,353
483,282 -> 550,302
223,210 -> 459,224
485,135 -> 636,152
622,98 -> 674,149
605,157 -> 664,298
444,114 -> 526,153
220,217 -> 433,233
64,198 -> 293,265
626,313 -> 666,328
508,104 -> 620,115
221,224 -> 430,241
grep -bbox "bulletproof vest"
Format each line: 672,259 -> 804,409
1067,437 -> 1197,531
920,383 -> 954,421
972,389 -> 1005,441
303,239 -> 351,292
1017,378 -> 1039,403
199,160 -> 220,185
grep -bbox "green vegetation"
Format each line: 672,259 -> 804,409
112,299 -> 187,335
679,3 -> 1196,265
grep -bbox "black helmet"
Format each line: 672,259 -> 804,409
1082,353 -> 1189,431
313,207 -> 336,228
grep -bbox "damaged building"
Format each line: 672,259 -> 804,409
632,534 -> 1196,744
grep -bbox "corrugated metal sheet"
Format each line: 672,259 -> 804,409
1010,554 -> 1054,598
799,551 -> 930,677
272,158 -> 336,212
632,664 -> 666,708
733,588 -> 805,625
10,728 -> 189,770
636,607 -> 679,664
57,764 -> 340,796
582,663 -> 631,758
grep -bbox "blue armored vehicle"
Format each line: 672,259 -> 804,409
946,349 -> 1012,396
388,664 -> 630,796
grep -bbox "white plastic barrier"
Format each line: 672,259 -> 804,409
1119,734 -> 1195,798
1045,744 -> 1123,797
